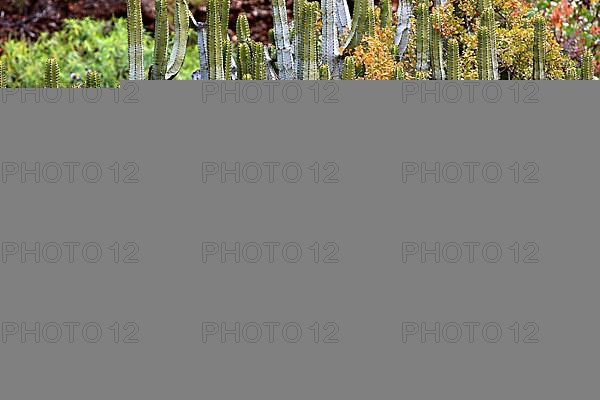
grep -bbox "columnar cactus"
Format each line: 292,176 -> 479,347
166,0 -> 190,80
44,58 -> 61,88
365,4 -> 375,37
219,0 -> 230,38
321,0 -> 340,79
394,0 -> 412,60
294,0 -> 305,79
532,14 -> 546,80
581,50 -> 593,80
223,40 -> 233,79
477,26 -> 493,80
237,42 -> 252,77
272,0 -> 295,79
478,0 -> 492,13
342,56 -> 356,80
151,0 -> 169,79
0,59 -> 7,88
380,0 -> 393,29
197,22 -> 210,79
126,0 -> 144,80
236,14 -> 251,42
84,71 -> 102,88
252,41 -> 267,80
301,1 -> 319,80
430,10 -> 445,80
480,7 -> 498,80
343,0 -> 373,50
207,0 -> 225,79
447,37 -> 461,80
335,0 -> 352,38
415,1 -> 430,72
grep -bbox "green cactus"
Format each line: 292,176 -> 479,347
365,4 -> 376,37
236,14 -> 251,43
380,0 -> 393,29
447,37 -> 461,80
581,50 -> 593,80
0,59 -> 7,88
342,56 -> 356,80
430,10 -> 445,80
415,70 -> 429,80
392,65 -> 405,80
223,40 -> 233,79
480,7 -> 499,79
294,0 -> 305,79
207,0 -> 225,79
319,64 -> 332,80
478,0 -> 492,13
268,29 -> 276,46
237,42 -> 252,77
166,0 -> 190,80
564,59 -> 577,80
151,0 -> 169,79
252,41 -> 267,80
126,0 -> 144,80
272,0 -> 295,79
242,73 -> 253,80
301,1 -> 319,80
219,0 -> 230,38
477,26 -> 493,80
343,0 -> 373,50
532,14 -> 546,80
84,71 -> 102,88
44,58 -> 61,88
415,1 -> 430,73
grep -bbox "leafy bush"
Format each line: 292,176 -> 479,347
0,17 -> 198,87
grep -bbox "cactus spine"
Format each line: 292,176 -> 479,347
430,9 -> 445,80
581,50 -> 593,80
0,59 -> 7,88
322,0 -> 340,79
342,56 -> 356,80
447,37 -> 461,80
477,26 -> 493,80
272,0 -> 295,79
394,0 -> 412,60
44,58 -> 60,88
532,14 -> 546,80
126,0 -> 144,80
480,6 -> 499,79
415,1 -> 430,73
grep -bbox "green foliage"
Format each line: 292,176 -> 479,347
1,18 -> 154,87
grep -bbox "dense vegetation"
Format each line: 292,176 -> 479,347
0,0 -> 597,86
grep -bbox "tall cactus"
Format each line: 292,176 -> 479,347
322,0 -> 340,79
151,0 -> 169,79
207,0 -> 225,79
380,0 -> 393,29
294,0 -> 305,79
237,42 -> 252,77
166,0 -> 190,80
0,59 -> 7,88
343,0 -> 373,50
430,9 -> 445,80
478,0 -> 492,13
447,37 -> 461,80
126,0 -> 144,80
342,56 -> 356,80
532,14 -> 546,80
394,0 -> 412,60
301,1 -> 319,80
223,40 -> 233,79
581,50 -> 594,80
480,6 -> 499,79
252,41 -> 267,80
415,1 -> 430,73
219,0 -> 231,38
44,58 -> 60,88
477,26 -> 493,80
272,0 -> 295,79
196,22 -> 210,79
